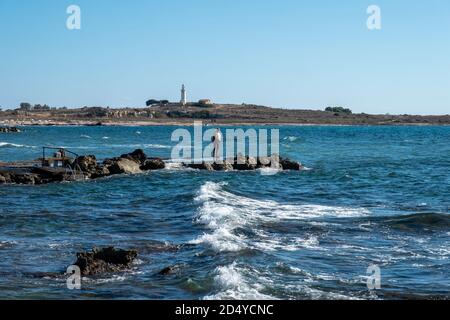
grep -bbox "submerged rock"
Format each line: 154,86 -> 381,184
158,264 -> 182,275
73,247 -> 138,276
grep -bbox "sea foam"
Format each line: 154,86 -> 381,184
190,181 -> 368,253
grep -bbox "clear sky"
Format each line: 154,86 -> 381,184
0,0 -> 449,114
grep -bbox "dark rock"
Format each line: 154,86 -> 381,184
158,265 -> 182,275
233,155 -> 257,170
73,247 -> 138,276
90,166 -> 110,179
120,149 -> 147,165
27,271 -> 62,279
0,127 -> 21,133
212,160 -> 234,171
280,157 -> 303,170
182,154 -> 301,172
31,167 -> 70,183
184,162 -> 214,171
140,158 -> 165,170
12,173 -> 38,185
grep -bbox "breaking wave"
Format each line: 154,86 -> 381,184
283,136 -> 299,142
204,262 -> 276,300
191,182 -> 372,300
190,181 -> 368,253
0,142 -> 35,148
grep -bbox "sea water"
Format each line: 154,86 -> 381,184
0,125 -> 449,299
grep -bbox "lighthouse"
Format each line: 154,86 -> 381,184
180,84 -> 187,106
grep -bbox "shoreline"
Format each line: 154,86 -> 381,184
2,120 -> 450,127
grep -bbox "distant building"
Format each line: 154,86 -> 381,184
198,99 -> 212,106
180,84 -> 187,106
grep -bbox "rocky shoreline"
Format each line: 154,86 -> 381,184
3,102 -> 450,125
0,149 -> 166,185
0,126 -> 21,133
0,149 -> 303,185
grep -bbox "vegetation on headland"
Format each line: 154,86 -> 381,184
325,106 -> 352,114
1,102 -> 450,126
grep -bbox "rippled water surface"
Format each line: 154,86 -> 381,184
1,125 -> 449,299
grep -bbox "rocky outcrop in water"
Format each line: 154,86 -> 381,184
0,149 -> 166,185
0,149 -> 304,185
279,157 -> 303,170
73,247 -> 138,276
102,149 -> 161,174
0,127 -> 21,133
158,264 -> 183,275
183,155 -> 303,171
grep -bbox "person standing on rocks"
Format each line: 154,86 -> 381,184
212,128 -> 222,162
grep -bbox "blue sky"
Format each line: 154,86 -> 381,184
0,0 -> 449,114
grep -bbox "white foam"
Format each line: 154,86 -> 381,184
193,182 -> 370,299
164,162 -> 184,170
0,142 -> 35,148
145,144 -> 170,149
190,181 -> 367,253
189,228 -> 246,252
83,275 -> 127,284
105,143 -> 171,149
204,262 -> 276,300
0,240 -> 18,248
283,136 -> 298,142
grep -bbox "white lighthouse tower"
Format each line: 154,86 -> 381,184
180,84 -> 187,106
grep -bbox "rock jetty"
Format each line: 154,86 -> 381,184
0,126 -> 21,133
183,155 -> 303,171
0,149 -> 303,185
0,149 -> 165,185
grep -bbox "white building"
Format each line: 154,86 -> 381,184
180,84 -> 187,106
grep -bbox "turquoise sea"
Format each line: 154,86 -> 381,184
0,125 -> 449,299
